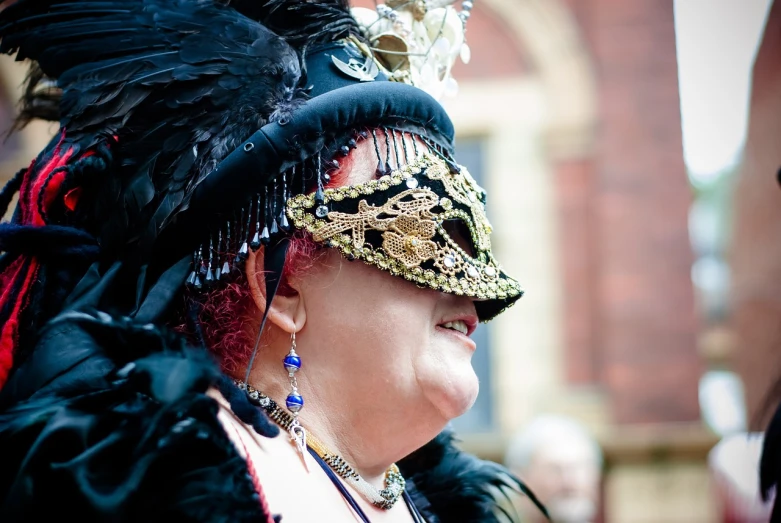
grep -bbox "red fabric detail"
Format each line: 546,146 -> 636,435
63,187 -> 82,211
229,423 -> 276,523
0,258 -> 25,317
0,130 -> 115,390
25,142 -> 76,225
0,131 -> 73,390
0,259 -> 38,387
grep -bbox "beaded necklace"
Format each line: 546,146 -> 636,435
239,381 -> 407,510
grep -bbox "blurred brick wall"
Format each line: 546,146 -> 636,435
731,0 -> 781,428
556,156 -> 599,385
555,0 -> 702,424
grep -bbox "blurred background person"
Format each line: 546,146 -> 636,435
505,415 -> 603,523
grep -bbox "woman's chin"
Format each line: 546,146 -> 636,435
422,365 -> 480,422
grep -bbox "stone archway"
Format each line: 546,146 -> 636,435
482,0 -> 598,158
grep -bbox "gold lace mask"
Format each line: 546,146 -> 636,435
286,154 -> 523,321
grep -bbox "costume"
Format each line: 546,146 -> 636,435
0,0 -> 542,521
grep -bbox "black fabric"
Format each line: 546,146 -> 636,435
0,312 -> 268,522
404,478 -> 439,523
132,255 -> 192,323
402,489 -> 429,523
0,223 -> 99,261
183,81 -> 454,226
304,42 -> 390,98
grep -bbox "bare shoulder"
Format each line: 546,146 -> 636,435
207,389 -> 417,522
207,388 -> 359,521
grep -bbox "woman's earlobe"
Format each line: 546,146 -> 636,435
275,291 -> 307,334
267,289 -> 306,335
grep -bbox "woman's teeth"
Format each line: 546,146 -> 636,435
441,320 -> 468,335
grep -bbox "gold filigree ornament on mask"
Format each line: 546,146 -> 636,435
286,154 -> 524,321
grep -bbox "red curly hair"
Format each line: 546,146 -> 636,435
181,146 -> 358,372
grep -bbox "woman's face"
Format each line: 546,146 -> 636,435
292,138 -> 481,430
297,248 -> 480,423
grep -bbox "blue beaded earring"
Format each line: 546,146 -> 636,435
284,332 -> 306,456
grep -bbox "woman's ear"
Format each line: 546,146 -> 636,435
245,248 -> 306,334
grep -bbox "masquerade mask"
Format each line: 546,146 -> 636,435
286,154 -> 523,321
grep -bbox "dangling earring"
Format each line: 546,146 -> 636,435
284,332 -> 306,457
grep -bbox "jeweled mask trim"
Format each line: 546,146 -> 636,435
286,154 -> 523,321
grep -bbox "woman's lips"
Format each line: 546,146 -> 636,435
436,314 -> 479,350
437,314 -> 478,336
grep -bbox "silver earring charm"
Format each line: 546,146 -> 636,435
283,332 -> 306,456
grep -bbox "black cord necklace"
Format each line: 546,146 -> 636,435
309,449 -> 427,523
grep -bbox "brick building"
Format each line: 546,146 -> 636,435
731,0 -> 781,432
357,2 -> 711,521
0,1 -> 712,521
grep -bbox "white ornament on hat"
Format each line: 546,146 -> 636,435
351,1 -> 473,101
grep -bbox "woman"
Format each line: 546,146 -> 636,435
0,1 -> 544,521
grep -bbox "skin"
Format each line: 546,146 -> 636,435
221,138 -> 482,522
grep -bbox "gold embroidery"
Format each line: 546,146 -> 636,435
312,190 -> 439,250
286,155 -> 523,306
423,158 -> 493,252
382,214 -> 438,269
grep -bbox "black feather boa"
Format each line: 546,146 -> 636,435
0,312 -> 268,522
0,311 -> 543,522
400,432 -> 546,523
